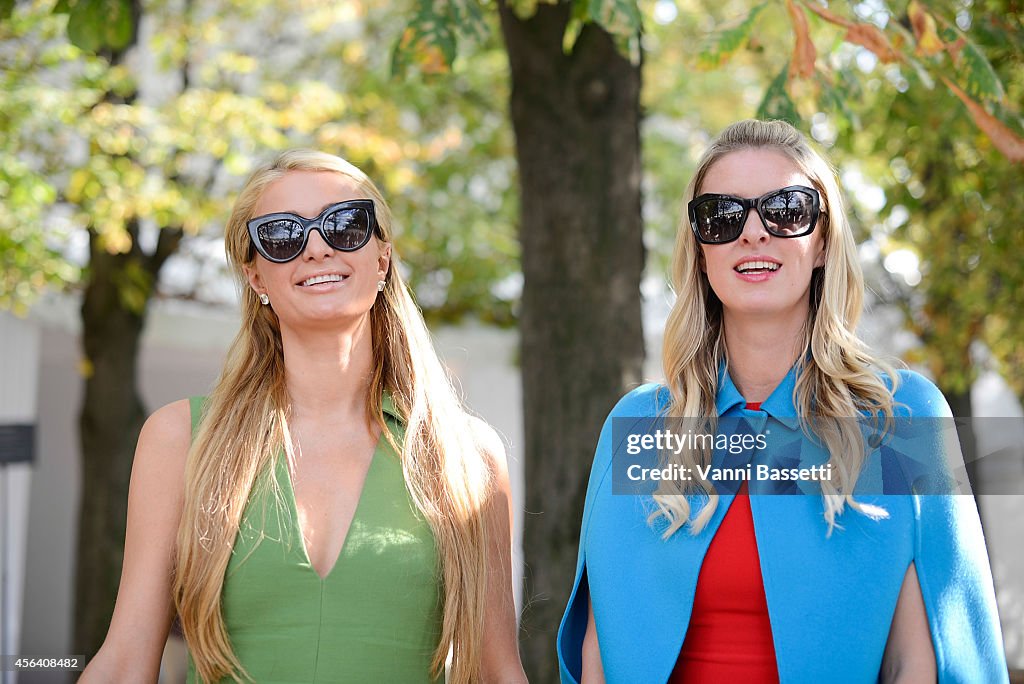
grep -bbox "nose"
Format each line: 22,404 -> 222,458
738,207 -> 769,244
302,226 -> 335,261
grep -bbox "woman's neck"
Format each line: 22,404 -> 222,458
278,314 -> 375,421
723,313 -> 807,403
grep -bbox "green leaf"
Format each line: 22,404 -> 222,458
937,25 -> 1005,103
584,0 -> 642,39
756,62 -> 801,127
106,0 -> 134,50
506,0 -> 544,20
391,0 -> 492,76
449,0 -> 488,46
562,0 -> 640,59
697,3 -> 767,70
65,0 -> 135,52
67,0 -> 104,52
937,26 -> 957,43
960,39 -> 1005,103
562,15 -> 584,54
391,1 -> 460,76
1,0 -> 16,21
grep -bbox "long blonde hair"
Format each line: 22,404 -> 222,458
657,119 -> 898,536
172,150 -> 491,683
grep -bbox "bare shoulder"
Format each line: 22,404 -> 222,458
131,399 -> 193,493
140,398 -> 193,451
129,397 -> 193,533
466,415 -> 510,483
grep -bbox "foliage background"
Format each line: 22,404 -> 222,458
2,0 -> 1022,678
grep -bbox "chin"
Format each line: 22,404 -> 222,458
288,304 -> 374,327
722,296 -> 807,319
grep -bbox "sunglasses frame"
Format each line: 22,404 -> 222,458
247,199 -> 379,263
688,185 -> 821,245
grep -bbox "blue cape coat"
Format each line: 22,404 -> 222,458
557,368 -> 1007,683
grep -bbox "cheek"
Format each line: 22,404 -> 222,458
265,265 -> 293,290
701,246 -> 729,280
357,250 -> 384,276
798,238 -> 825,270
700,249 -> 735,301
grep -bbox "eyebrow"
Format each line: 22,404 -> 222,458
278,200 -> 349,218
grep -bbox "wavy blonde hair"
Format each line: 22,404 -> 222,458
172,150 -> 491,683
657,119 -> 898,536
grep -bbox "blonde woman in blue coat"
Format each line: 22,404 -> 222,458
557,119 -> 1007,683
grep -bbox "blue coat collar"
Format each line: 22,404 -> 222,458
716,361 -> 800,429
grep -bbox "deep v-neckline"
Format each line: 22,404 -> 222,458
282,432 -> 384,582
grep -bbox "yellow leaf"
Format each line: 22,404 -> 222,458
844,24 -> 901,63
943,77 -> 1024,163
99,229 -> 132,254
908,0 -> 944,57
418,44 -> 449,75
67,169 -> 91,203
802,1 -> 901,63
786,0 -> 816,79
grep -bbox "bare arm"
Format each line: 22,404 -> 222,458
80,399 -> 191,683
471,419 -> 529,684
881,562 -> 937,684
582,591 -> 606,684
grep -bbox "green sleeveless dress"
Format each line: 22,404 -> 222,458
185,395 -> 442,683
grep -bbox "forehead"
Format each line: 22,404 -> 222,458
253,170 -> 363,217
700,148 -> 812,197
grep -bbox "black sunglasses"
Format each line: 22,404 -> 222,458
247,199 -> 380,263
688,185 -> 820,245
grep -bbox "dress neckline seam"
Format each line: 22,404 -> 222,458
282,428 -> 386,582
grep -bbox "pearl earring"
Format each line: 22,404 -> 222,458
258,293 -> 270,305
377,280 -> 386,292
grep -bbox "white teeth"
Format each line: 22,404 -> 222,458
736,260 -> 780,273
301,274 -> 344,286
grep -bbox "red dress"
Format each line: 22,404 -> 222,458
669,403 -> 780,684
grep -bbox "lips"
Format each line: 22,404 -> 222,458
734,258 -> 782,274
297,273 -> 348,287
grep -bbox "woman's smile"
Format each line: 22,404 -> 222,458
732,256 -> 783,282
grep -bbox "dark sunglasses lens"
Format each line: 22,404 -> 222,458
257,219 -> 305,261
322,207 -> 371,250
761,189 -> 815,236
694,199 -> 745,243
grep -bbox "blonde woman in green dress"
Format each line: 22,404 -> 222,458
82,151 -> 527,683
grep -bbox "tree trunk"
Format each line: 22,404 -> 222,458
498,4 -> 645,680
67,2 -> 152,656
74,232 -> 148,657
942,388 -> 985,530
74,223 -> 181,657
